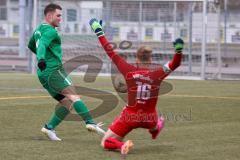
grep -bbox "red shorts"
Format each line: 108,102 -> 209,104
109,107 -> 158,137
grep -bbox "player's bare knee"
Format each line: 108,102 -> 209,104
66,94 -> 80,103
72,95 -> 81,102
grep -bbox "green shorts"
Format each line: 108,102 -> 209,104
37,67 -> 72,100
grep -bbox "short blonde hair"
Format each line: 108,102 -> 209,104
136,46 -> 152,62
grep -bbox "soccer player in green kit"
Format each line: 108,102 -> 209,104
28,3 -> 105,141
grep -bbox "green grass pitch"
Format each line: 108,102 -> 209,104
0,73 -> 239,160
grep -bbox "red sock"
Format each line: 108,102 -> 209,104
104,137 -> 124,150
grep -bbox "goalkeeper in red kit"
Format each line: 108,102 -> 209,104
90,18 -> 184,155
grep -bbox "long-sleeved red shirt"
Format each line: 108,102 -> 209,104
98,35 -> 182,112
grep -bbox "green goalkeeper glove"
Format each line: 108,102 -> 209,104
173,38 -> 184,53
89,18 -> 104,37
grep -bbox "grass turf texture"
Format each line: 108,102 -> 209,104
0,73 -> 239,160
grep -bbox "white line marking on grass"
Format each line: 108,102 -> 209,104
166,94 -> 240,100
0,87 -> 45,92
0,95 -> 50,100
0,94 -> 239,101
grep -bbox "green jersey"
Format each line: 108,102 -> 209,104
28,23 -> 62,70
28,23 -> 72,98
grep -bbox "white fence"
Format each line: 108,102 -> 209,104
0,0 -> 240,80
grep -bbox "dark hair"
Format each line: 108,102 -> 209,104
44,3 -> 62,16
137,46 -> 152,62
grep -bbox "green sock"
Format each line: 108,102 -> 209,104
73,100 -> 95,124
46,106 -> 70,129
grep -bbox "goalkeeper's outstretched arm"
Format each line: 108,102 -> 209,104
89,18 -> 135,76
156,38 -> 184,79
166,38 -> 184,71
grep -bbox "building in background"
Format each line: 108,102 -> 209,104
0,0 -> 19,38
0,0 -> 240,79
0,0 -> 240,43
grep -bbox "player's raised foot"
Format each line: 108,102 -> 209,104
149,116 -> 165,139
86,122 -> 105,136
41,125 -> 61,141
121,140 -> 134,155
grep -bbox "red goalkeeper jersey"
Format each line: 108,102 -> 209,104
98,36 -> 182,112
